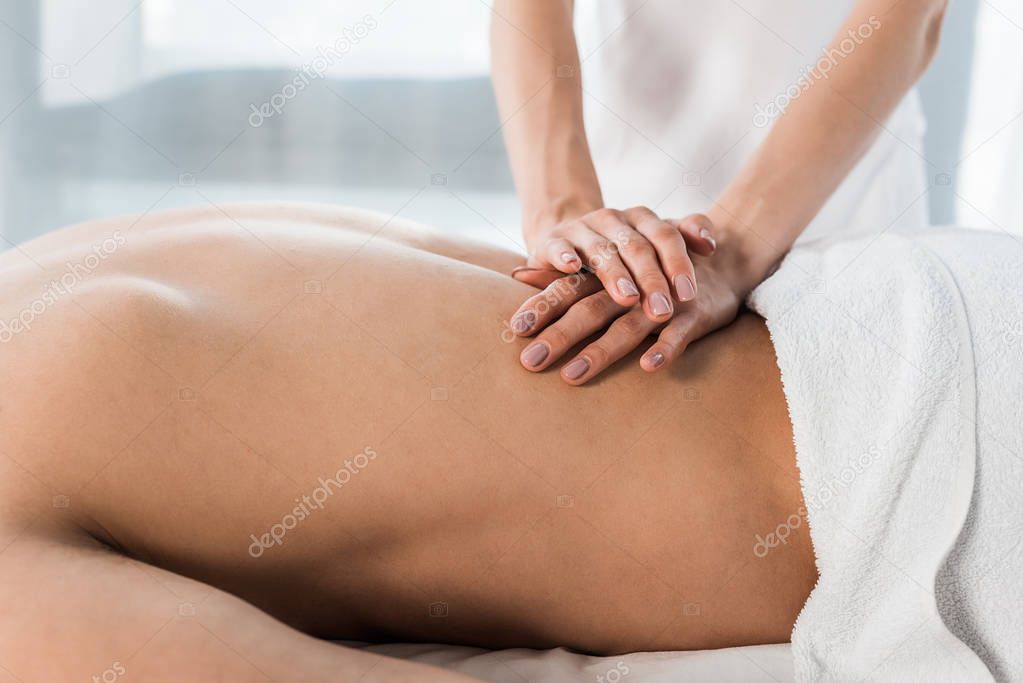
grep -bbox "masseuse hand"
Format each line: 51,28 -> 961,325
509,237 -> 751,385
517,207 -> 717,323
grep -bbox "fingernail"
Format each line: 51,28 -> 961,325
674,274 -> 696,302
561,251 -> 580,265
646,351 -> 665,368
511,311 -> 536,333
650,292 -> 672,317
616,277 -> 639,298
521,343 -> 549,368
563,357 -> 591,380
700,228 -> 717,250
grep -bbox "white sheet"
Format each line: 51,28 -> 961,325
748,227 -> 1022,681
356,642 -> 794,682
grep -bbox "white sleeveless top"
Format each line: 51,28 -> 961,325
575,0 -> 929,244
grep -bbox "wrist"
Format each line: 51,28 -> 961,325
523,195 -> 602,248
704,206 -> 784,297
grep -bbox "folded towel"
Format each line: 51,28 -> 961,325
748,227 -> 1023,682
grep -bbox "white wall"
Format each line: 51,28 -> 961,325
1,0 -> 1013,248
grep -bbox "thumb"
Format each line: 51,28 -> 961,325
510,266 -> 565,289
673,213 -> 717,256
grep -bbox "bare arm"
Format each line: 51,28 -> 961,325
490,0 -> 600,246
491,0 -> 716,322
712,0 -> 949,293
509,0 -> 949,385
0,528 -> 479,683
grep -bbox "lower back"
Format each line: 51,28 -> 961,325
1,205 -> 816,653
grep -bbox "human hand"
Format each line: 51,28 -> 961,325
517,208 -> 717,323
509,242 -> 752,385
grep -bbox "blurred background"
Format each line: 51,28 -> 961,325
0,0 -> 1020,251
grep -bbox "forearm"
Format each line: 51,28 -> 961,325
1,532 -> 480,683
711,0 -> 948,292
490,0 -> 602,247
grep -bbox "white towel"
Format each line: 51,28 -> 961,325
748,227 -> 1023,682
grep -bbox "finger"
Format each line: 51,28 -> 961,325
560,307 -> 660,385
674,213 -> 717,256
566,218 -> 642,308
541,237 -> 584,273
590,208 -> 676,322
626,207 -> 698,305
640,313 -> 700,372
519,290 -> 626,371
509,272 -> 603,336
510,267 -> 565,290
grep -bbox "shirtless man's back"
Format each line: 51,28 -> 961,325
0,204 -> 815,682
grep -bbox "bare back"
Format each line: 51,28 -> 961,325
0,203 -> 814,658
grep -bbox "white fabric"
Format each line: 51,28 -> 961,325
576,0 -> 929,243
957,2 -> 1023,234
748,227 -> 1023,681
358,641 -> 794,682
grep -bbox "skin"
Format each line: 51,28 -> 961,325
492,0 -> 949,383
0,204 -> 816,682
